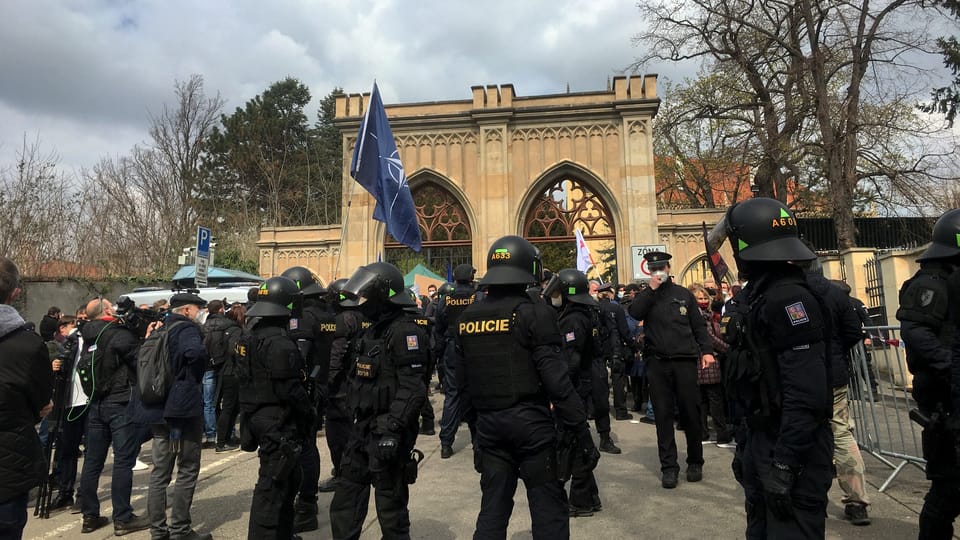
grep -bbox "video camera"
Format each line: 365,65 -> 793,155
114,295 -> 164,337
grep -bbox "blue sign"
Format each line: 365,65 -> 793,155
196,226 -> 212,258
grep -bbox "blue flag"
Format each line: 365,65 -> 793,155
350,82 -> 422,252
446,260 -> 453,283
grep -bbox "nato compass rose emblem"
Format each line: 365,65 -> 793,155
386,149 -> 407,189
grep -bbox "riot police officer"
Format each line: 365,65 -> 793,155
280,266 -> 337,533
543,268 -> 610,517
456,236 -> 599,539
238,276 -> 317,540
597,283 -> 638,421
711,197 -> 832,539
897,208 -> 960,539
319,278 -> 367,494
329,262 -> 428,540
435,263 -> 478,458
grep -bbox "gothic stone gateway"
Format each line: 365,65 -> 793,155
257,76 -> 733,285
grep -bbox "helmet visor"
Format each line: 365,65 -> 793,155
339,267 -> 379,307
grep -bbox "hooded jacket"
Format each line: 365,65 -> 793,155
0,304 -> 53,502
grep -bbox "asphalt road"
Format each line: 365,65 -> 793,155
23,390 -> 937,539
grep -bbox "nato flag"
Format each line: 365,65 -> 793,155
350,82 -> 423,252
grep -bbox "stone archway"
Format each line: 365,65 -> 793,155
520,168 -> 618,281
384,172 -> 473,277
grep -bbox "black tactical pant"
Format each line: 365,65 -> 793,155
918,425 -> 960,539
248,409 -> 302,540
646,356 -> 702,472
610,356 -> 629,417
324,397 -> 351,475
590,358 -> 611,435
297,432 -> 320,503
329,421 -> 414,540
737,423 -> 832,539
474,405 -> 569,540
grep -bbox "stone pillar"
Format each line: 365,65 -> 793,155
840,248 -> 876,302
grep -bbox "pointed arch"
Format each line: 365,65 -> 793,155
381,170 -> 475,276
517,161 -> 622,279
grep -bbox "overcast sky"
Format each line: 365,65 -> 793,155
0,0 -> 676,173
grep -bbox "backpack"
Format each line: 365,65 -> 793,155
77,322 -> 120,400
203,322 -> 232,370
137,321 -> 186,406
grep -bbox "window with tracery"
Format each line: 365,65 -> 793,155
523,176 -> 618,280
385,180 -> 472,276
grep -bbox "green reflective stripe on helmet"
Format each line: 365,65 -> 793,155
495,248 -> 509,253
739,239 -> 749,251
389,288 -> 396,297
956,233 -> 960,247
568,286 -> 576,295
779,208 -> 790,218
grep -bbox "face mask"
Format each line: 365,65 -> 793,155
590,293 -> 599,300
617,291 -> 624,299
697,301 -> 710,310
550,294 -> 563,308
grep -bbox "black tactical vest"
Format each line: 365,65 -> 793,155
237,326 -> 288,413
443,286 -> 476,338
458,296 -> 540,410
346,318 -> 412,417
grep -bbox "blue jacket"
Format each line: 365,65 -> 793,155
130,313 -> 209,426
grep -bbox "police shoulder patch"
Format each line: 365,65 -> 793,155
919,288 -> 935,307
406,335 -> 419,350
289,318 -> 299,330
565,331 -> 576,342
785,302 -> 810,326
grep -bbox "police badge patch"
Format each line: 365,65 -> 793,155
919,288 -> 935,307
406,335 -> 419,350
565,331 -> 576,342
785,302 -> 810,326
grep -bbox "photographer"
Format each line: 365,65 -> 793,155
47,313 -> 89,512
75,298 -> 150,535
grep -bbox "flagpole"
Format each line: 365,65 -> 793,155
333,173 -> 357,280
335,90 -> 375,280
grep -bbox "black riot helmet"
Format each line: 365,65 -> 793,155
281,266 -> 326,296
718,197 -> 815,262
438,282 -> 455,297
542,268 -> 598,307
339,262 -> 408,308
326,278 -> 349,302
917,209 -> 960,262
453,263 -> 476,283
247,276 -> 300,318
479,236 -> 542,286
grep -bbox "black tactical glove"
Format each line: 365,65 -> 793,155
761,461 -> 796,521
575,425 -> 600,474
377,434 -> 400,462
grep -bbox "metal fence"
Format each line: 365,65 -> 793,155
847,325 -> 925,492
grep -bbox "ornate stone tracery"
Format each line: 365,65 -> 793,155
523,177 -> 615,241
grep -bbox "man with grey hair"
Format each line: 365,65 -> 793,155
0,257 -> 53,539
133,292 -> 212,540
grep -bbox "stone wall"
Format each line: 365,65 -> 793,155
18,279 -> 163,327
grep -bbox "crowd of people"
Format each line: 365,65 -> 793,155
0,198 -> 958,540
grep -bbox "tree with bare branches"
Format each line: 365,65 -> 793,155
636,0 -> 950,248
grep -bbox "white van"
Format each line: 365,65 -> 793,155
117,284 -> 258,309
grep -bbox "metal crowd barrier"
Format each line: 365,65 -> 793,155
846,325 -> 925,493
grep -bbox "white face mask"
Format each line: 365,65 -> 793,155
550,294 -> 563,308
617,291 -> 624,299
